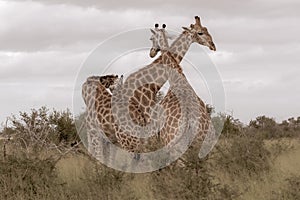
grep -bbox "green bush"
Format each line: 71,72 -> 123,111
6,107 -> 79,146
81,162 -> 138,200
0,107 -> 81,160
150,145 -> 240,200
216,135 -> 271,177
0,156 -> 62,200
249,115 -> 300,139
49,109 -> 78,144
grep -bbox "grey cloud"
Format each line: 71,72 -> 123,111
8,0 -> 300,19
0,1 -> 157,52
1,0 -> 299,52
0,51 -> 86,81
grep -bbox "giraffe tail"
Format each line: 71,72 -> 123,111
198,121 -> 220,158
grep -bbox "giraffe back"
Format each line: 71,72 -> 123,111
82,75 -> 119,144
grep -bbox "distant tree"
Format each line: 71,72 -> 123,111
297,117 -> 300,128
249,116 -> 276,130
221,115 -> 242,137
211,113 -> 242,138
48,109 -> 78,144
249,120 -> 259,129
280,120 -> 289,126
288,117 -> 296,129
280,120 -> 290,131
248,116 -> 278,138
6,107 -> 80,157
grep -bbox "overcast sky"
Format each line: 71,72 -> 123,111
0,0 -> 299,125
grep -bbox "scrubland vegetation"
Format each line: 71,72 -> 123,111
0,107 -> 299,199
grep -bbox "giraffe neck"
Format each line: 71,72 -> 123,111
169,32 -> 192,64
153,30 -> 186,75
159,30 -> 170,53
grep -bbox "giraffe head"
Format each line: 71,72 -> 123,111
182,16 -> 216,51
149,23 -> 172,58
86,74 -> 119,92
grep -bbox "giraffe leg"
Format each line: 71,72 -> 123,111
133,153 -> 140,160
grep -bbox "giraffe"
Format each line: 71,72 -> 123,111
148,24 -> 187,146
82,75 -> 121,157
82,74 -> 165,160
148,16 -> 217,154
111,16 -> 216,155
81,25 -> 175,161
149,23 -> 174,58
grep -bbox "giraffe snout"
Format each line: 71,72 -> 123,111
150,48 -> 158,58
210,42 -> 216,51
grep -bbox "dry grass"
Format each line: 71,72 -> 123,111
56,154 -> 91,186
1,135 -> 299,199
211,138 -> 300,200
2,107 -> 299,199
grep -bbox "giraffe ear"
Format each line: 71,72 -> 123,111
182,27 -> 191,32
150,29 -> 156,35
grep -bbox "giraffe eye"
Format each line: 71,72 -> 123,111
198,32 -> 204,35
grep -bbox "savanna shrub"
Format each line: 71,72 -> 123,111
216,135 -> 271,177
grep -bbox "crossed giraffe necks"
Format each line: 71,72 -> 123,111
155,30 -> 212,146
